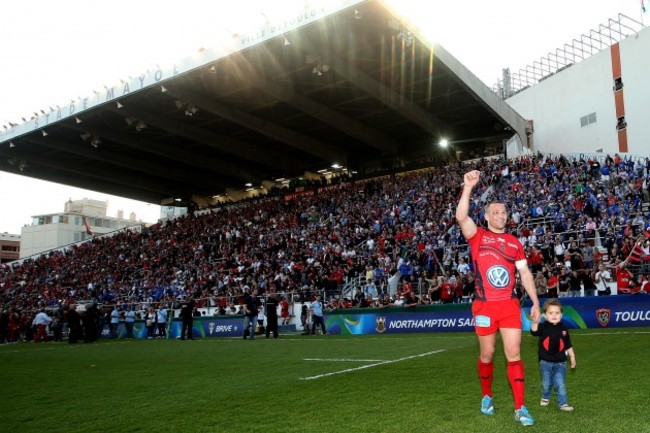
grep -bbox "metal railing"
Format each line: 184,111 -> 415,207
492,14 -> 646,98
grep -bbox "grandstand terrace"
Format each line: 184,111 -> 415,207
0,153 -> 648,341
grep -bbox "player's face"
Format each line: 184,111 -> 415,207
485,203 -> 508,232
544,305 -> 563,324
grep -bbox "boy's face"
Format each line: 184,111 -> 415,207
544,305 -> 563,324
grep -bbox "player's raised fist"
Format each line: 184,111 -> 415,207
463,170 -> 481,188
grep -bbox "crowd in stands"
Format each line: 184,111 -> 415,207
1,152 -> 650,342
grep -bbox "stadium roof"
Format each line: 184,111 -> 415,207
0,0 -> 527,206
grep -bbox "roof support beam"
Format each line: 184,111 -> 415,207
222,51 -> 397,155
166,86 -> 347,164
330,56 -> 451,138
28,133 -> 220,189
0,159 -> 162,203
0,148 -> 186,197
105,106 -> 260,183
251,75 -> 397,155
116,97 -> 304,174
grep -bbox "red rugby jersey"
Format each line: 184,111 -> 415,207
467,227 -> 526,301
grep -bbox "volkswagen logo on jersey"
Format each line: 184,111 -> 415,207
486,265 -> 510,288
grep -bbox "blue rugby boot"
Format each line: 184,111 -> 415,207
481,395 -> 494,415
514,405 -> 535,426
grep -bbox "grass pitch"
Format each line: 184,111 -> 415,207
1,329 -> 649,433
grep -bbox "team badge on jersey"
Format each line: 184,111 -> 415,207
486,265 -> 510,289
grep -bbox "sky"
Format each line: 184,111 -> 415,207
0,0 -> 646,234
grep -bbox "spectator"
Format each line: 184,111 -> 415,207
557,268 -> 571,298
594,263 -> 613,296
144,307 -> 156,339
300,304 -> 310,335
527,247 -> 544,274
280,296 -> 291,325
401,286 -> 418,307
461,272 -> 475,302
124,305 -> 136,339
546,271 -> 559,298
580,269 -> 597,297
109,305 -> 121,339
426,275 -> 442,303
568,270 -> 582,298
8,308 -> 21,343
535,272 -> 548,300
457,257 -> 470,275
615,265 -> 636,294
566,241 -> 583,270
156,304 -> 168,338
256,300 -> 266,335
553,239 -> 566,262
582,243 -> 595,270
439,276 -> 455,304
309,294 -> 327,335
32,309 -> 53,343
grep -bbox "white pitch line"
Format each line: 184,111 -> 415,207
575,331 -> 650,336
304,358 -> 385,362
300,349 -> 445,381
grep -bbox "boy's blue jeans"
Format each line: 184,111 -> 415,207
540,359 -> 569,407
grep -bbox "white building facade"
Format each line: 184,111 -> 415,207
20,198 -> 144,259
506,24 -> 650,157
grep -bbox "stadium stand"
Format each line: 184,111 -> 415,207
1,151 -> 649,342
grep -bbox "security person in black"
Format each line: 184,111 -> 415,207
83,302 -> 99,343
265,293 -> 279,338
67,304 -> 83,344
243,288 -> 262,340
180,298 -> 195,340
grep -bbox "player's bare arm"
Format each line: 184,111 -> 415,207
517,265 -> 541,323
456,170 -> 480,240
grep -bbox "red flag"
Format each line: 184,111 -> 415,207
83,217 -> 94,236
625,231 -> 649,263
627,244 -> 644,263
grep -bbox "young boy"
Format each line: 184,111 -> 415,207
530,298 -> 577,411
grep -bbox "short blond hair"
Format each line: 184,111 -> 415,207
484,202 -> 508,214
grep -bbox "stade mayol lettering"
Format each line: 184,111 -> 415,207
33,66 -> 181,130
25,3 -> 331,133
30,6 -> 331,131
237,6 -> 327,47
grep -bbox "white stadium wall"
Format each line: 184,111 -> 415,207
507,26 -> 650,156
620,27 -> 650,152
